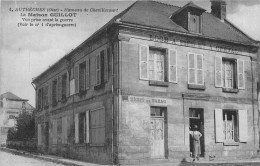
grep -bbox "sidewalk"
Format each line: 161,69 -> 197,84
0,147 -> 111,166
1,147 -> 260,166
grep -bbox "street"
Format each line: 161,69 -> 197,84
1,150 -> 260,166
0,151 -> 63,166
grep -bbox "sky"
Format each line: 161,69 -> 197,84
0,0 -> 260,107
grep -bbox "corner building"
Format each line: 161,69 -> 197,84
32,1 -> 259,165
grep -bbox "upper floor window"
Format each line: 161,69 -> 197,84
188,53 -> 204,85
149,48 -> 165,81
215,57 -> 244,90
75,58 -> 90,94
61,73 -> 67,99
95,51 -> 105,88
37,88 -> 42,109
222,60 -> 235,88
139,45 -> 177,83
79,62 -> 86,92
52,79 -> 58,105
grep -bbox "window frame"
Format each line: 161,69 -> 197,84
222,58 -> 237,89
222,110 -> 238,142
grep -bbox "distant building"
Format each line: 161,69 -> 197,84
0,92 -> 34,145
32,1 -> 259,164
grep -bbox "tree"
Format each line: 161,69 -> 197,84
7,111 -> 35,141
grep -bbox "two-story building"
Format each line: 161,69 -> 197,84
0,92 -> 34,145
32,0 -> 259,164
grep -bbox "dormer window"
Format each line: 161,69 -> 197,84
189,11 -> 202,33
171,2 -> 205,34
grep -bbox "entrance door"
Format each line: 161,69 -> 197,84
151,117 -> 164,158
189,109 -> 204,157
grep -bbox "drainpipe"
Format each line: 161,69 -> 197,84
250,56 -> 255,144
182,94 -> 186,145
110,31 -> 115,164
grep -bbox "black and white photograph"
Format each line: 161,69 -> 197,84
0,0 -> 260,165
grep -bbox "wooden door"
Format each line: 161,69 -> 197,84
151,117 -> 165,158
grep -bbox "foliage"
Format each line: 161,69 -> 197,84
7,111 -> 35,141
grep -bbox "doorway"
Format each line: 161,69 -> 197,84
150,107 -> 166,159
189,108 -> 204,157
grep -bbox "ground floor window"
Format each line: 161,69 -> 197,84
223,110 -> 238,141
215,109 -> 248,143
74,108 -> 105,144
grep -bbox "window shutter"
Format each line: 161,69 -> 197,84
239,109 -> 248,142
104,49 -> 108,82
53,119 -> 57,144
75,65 -> 79,93
215,108 -> 223,142
58,76 -> 62,101
168,49 -> 177,83
49,82 -> 52,105
49,120 -> 53,145
62,116 -> 67,144
101,51 -> 105,84
86,58 -> 90,90
45,85 -> 50,106
37,124 -> 42,145
96,54 -> 101,85
75,113 -> 79,143
237,60 -> 245,89
188,53 -> 196,84
196,54 -> 203,85
215,56 -> 222,87
66,72 -> 70,97
85,111 -> 89,143
139,45 -> 149,80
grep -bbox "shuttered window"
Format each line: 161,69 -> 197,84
215,57 -> 245,90
90,108 -> 105,144
79,61 -> 86,92
188,53 -> 204,85
61,73 -> 67,100
52,79 -> 58,105
215,109 -> 247,143
58,76 -> 62,101
139,45 -> 173,82
75,65 -> 79,93
38,88 -> 42,109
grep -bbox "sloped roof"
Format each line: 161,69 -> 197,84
0,92 -> 27,101
120,1 -> 256,45
32,0 -> 258,84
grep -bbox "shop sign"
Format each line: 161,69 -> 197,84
123,95 -> 167,105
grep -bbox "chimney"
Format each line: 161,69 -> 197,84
211,0 -> 226,20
